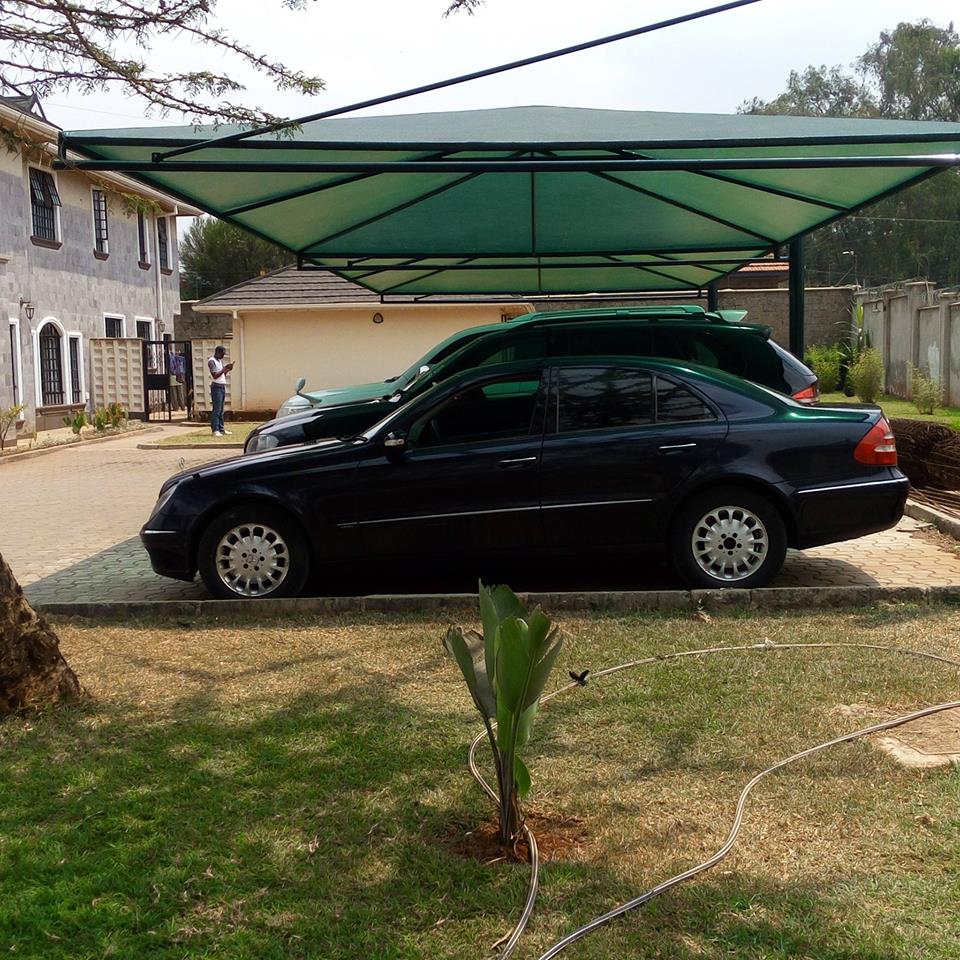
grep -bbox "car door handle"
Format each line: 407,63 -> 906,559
498,456 -> 538,468
658,442 -> 697,453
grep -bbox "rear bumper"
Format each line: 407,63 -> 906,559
790,473 -> 909,549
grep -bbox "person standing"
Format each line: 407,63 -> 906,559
207,345 -> 234,436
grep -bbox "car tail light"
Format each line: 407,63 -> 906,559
792,383 -> 819,403
854,417 -> 897,465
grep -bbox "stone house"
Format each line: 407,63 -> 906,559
0,95 -> 200,436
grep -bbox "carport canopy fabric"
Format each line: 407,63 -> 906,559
62,106 -> 960,296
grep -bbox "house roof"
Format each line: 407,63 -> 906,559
194,265 -> 379,310
0,97 -> 202,216
63,104 -> 960,296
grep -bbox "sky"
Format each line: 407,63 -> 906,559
34,0 -> 959,240
41,0 -> 960,132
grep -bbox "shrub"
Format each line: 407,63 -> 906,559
849,348 -> 884,403
106,402 -> 127,428
92,408 -> 109,432
909,364 -> 943,416
63,410 -> 87,435
804,344 -> 842,394
0,403 -> 23,451
443,583 -> 562,846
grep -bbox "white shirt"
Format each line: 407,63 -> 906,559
208,356 -> 226,385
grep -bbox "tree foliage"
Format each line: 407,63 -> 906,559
742,19 -> 960,288
0,0 -> 478,125
180,217 -> 292,300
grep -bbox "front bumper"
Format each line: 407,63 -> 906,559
140,526 -> 196,581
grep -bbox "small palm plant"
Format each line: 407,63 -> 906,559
444,583 -> 563,846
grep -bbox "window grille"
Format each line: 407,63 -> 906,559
8,323 -> 18,407
69,337 -> 81,404
30,168 -> 61,241
105,316 -> 123,338
92,189 -> 109,254
38,323 -> 64,406
157,216 -> 169,269
137,211 -> 149,262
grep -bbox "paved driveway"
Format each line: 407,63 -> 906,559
5,432 -> 960,604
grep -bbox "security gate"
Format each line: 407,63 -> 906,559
143,340 -> 193,421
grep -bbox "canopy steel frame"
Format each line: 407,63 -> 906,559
150,0 -> 764,163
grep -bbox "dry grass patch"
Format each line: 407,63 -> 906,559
2,605 -> 959,958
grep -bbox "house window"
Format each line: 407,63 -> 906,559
104,315 -> 124,338
68,336 -> 82,404
136,319 -> 152,340
38,322 -> 64,406
137,211 -> 149,264
29,168 -> 61,241
157,216 -> 170,270
92,189 -> 109,255
8,321 -> 19,408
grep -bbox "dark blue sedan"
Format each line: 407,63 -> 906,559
142,357 -> 907,599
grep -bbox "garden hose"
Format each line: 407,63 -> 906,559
465,639 -> 960,959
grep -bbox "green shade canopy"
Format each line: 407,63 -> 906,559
63,106 -> 960,296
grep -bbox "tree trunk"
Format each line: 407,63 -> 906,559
0,552 -> 82,715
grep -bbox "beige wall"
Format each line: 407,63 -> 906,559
233,303 -> 530,412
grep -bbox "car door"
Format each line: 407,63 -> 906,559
353,370 -> 547,557
539,364 -> 728,548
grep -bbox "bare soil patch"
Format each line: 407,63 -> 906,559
445,809 -> 589,864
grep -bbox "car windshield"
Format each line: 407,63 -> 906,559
392,328 -> 491,387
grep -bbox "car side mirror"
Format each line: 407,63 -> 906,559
383,430 -> 407,453
295,377 -> 307,396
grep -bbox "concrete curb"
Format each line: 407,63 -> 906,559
35,584 -> 960,620
0,426 -> 163,465
905,498 -> 960,541
136,441 -> 243,450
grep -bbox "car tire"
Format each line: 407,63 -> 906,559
670,486 -> 787,589
198,504 -> 309,600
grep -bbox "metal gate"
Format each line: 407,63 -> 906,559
143,340 -> 193,421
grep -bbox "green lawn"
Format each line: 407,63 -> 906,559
821,392 -> 960,431
2,605 -> 960,959
153,422 -> 264,445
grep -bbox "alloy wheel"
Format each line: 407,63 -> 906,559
214,522 -> 290,597
691,505 -> 769,582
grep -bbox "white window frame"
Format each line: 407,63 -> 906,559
66,332 -> 86,404
7,317 -> 24,420
91,186 -> 109,256
156,215 -> 170,270
137,210 -> 151,265
32,315 -> 69,408
134,316 -> 154,341
28,165 -> 62,242
104,313 -> 126,338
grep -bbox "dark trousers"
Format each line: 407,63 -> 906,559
210,383 -> 226,433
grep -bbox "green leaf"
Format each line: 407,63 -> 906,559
479,581 -> 526,687
514,757 -> 532,799
442,626 -> 495,718
495,617 -> 532,713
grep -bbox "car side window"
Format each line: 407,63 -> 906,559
550,325 -> 655,357
410,374 -> 544,449
475,331 -> 548,367
556,367 -> 654,433
655,376 -> 715,422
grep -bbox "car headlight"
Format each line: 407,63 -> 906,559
245,432 -> 280,454
152,480 -> 180,516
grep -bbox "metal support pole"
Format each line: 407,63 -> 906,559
707,282 -> 719,312
789,237 -> 805,358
